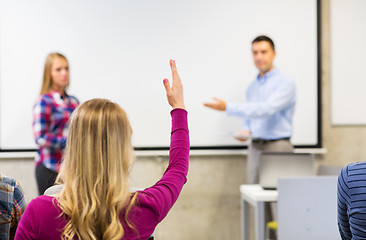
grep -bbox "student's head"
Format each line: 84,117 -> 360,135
40,52 -> 69,95
251,35 -> 276,74
56,99 -> 137,239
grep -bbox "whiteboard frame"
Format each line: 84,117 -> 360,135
0,0 -> 322,152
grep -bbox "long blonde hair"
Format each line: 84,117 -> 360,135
56,99 -> 137,240
40,52 -> 69,95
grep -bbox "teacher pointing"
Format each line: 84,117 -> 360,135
204,36 -> 296,184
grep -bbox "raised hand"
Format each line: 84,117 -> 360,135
163,59 -> 185,109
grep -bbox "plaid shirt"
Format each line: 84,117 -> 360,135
33,90 -> 79,172
0,174 -> 27,240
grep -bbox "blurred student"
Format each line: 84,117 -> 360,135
0,174 -> 27,240
32,53 -> 79,195
16,60 -> 189,240
338,162 -> 366,239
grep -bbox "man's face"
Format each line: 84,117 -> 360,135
252,41 -> 276,74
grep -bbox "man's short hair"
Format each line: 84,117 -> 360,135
252,35 -> 275,51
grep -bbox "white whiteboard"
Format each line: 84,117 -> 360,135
0,0 -> 318,149
331,0 -> 366,125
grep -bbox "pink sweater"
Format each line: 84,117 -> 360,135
15,109 -> 189,240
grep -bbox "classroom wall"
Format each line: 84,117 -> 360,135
0,0 -> 364,239
320,0 -> 366,167
0,155 -> 246,239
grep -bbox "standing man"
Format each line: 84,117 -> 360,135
204,35 -> 296,184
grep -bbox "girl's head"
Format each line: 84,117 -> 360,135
40,52 -> 69,95
57,99 -> 136,239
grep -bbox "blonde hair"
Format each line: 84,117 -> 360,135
56,99 -> 137,240
40,52 -> 69,95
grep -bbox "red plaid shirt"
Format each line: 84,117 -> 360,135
33,90 -> 79,172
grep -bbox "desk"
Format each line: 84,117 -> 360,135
240,185 -> 278,240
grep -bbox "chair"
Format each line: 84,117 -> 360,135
264,164 -> 342,239
277,176 -> 339,240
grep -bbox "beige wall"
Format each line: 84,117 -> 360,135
321,0 -> 366,166
1,0 -> 365,239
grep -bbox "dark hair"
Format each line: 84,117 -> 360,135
252,35 -> 275,51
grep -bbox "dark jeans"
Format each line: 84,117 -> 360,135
35,164 -> 58,195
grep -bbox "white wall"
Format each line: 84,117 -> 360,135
330,0 -> 366,125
